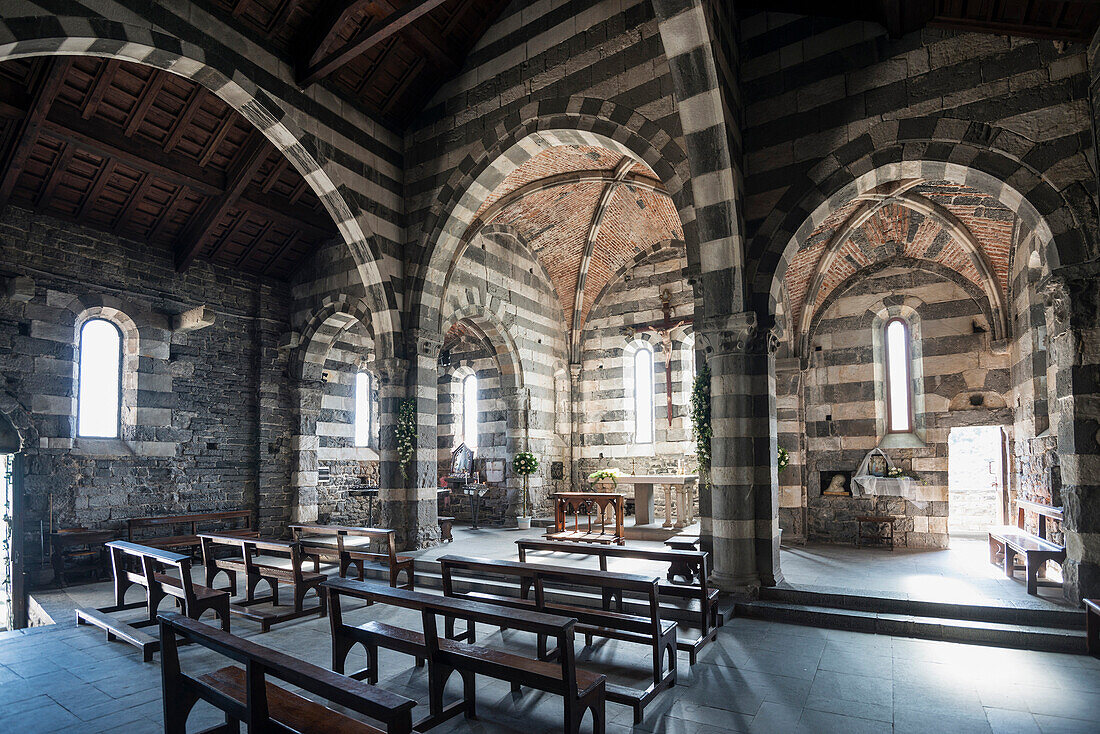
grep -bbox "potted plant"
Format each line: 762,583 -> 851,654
512,451 -> 539,530
588,468 -> 620,492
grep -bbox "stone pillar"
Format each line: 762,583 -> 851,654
569,362 -> 582,492
501,386 -> 530,521
290,379 -> 322,525
1040,266 -> 1100,602
408,329 -> 444,548
375,357 -> 414,548
700,311 -> 782,594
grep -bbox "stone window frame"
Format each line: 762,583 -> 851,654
450,365 -> 478,452
871,304 -> 927,447
623,337 -> 657,450
352,364 -> 380,454
72,306 -> 141,450
883,317 -> 914,434
76,318 -> 124,439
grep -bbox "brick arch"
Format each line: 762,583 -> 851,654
411,100 -> 695,337
0,16 -> 399,358
442,293 -> 525,392
749,117 -> 1096,316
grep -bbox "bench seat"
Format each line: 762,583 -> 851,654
989,526 -> 1066,595
199,666 -> 386,734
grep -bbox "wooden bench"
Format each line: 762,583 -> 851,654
290,523 -> 414,590
127,510 -> 255,555
200,532 -> 327,631
438,554 -> 675,723
75,540 -> 230,661
323,578 -> 606,733
517,538 -> 721,664
1086,599 -> 1099,657
988,501 -> 1066,595
158,611 -> 416,734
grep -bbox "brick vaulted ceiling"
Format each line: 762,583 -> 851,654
0,56 -> 338,280
783,180 -> 1015,342
466,145 -> 684,339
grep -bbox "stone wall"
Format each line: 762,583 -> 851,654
0,206 -> 294,572
789,263 -> 1012,548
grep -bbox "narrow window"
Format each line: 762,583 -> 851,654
77,319 -> 122,438
354,372 -> 371,447
635,346 -> 655,444
462,373 -> 478,451
884,318 -> 913,433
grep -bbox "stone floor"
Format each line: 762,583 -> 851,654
2,590 -> 1098,733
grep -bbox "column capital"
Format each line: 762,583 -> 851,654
699,311 -> 766,356
569,362 -> 582,381
408,328 -> 445,360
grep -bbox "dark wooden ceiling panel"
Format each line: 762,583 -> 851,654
0,56 -> 339,280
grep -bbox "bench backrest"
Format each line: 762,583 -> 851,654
106,540 -> 201,606
199,533 -> 307,582
289,523 -> 398,560
438,554 -> 663,634
516,539 -> 711,593
127,510 -> 252,540
323,578 -> 583,696
1014,500 -> 1063,540
158,611 -> 415,733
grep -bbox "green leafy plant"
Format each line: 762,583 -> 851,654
777,446 -> 790,474
588,468 -> 620,486
396,398 -> 417,480
691,364 -> 712,484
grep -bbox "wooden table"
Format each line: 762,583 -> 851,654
548,492 -> 625,545
856,515 -> 896,550
616,475 -> 698,528
664,534 -> 702,582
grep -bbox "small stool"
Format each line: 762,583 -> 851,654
856,515 -> 895,550
1085,598 -> 1099,657
664,534 -> 701,583
438,516 -> 455,543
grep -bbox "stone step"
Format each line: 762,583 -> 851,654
736,600 -> 1087,654
760,585 -> 1083,629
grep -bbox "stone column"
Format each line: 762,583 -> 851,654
700,311 -> 782,594
569,362 -> 582,492
408,329 -> 444,548
501,386 -> 530,521
375,357 -> 415,548
1040,266 -> 1100,602
290,379 -> 323,525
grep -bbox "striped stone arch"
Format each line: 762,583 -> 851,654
585,239 -> 688,324
0,15 -> 400,357
442,292 -> 525,392
411,97 -> 695,336
294,295 -> 376,382
468,223 -> 559,312
651,0 -> 746,314
748,117 -> 1097,316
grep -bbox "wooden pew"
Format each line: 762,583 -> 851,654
323,578 -> 606,734
126,510 -> 255,555
516,538 -> 721,664
158,611 -> 416,734
289,523 -> 414,590
988,500 -> 1066,595
75,540 -> 229,661
438,554 -> 676,723
199,532 -> 326,631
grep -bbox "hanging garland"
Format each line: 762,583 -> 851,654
690,364 -> 712,484
396,398 -> 417,480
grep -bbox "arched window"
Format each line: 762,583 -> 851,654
634,346 -> 655,444
77,318 -> 122,438
884,318 -> 913,433
462,373 -> 479,451
354,372 -> 372,447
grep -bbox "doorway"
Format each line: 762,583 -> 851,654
948,426 -> 1005,535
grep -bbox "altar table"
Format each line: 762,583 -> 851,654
616,474 -> 699,529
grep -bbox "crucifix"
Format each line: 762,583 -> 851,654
623,289 -> 693,426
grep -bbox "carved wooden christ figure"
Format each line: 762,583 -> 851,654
623,289 -> 693,426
